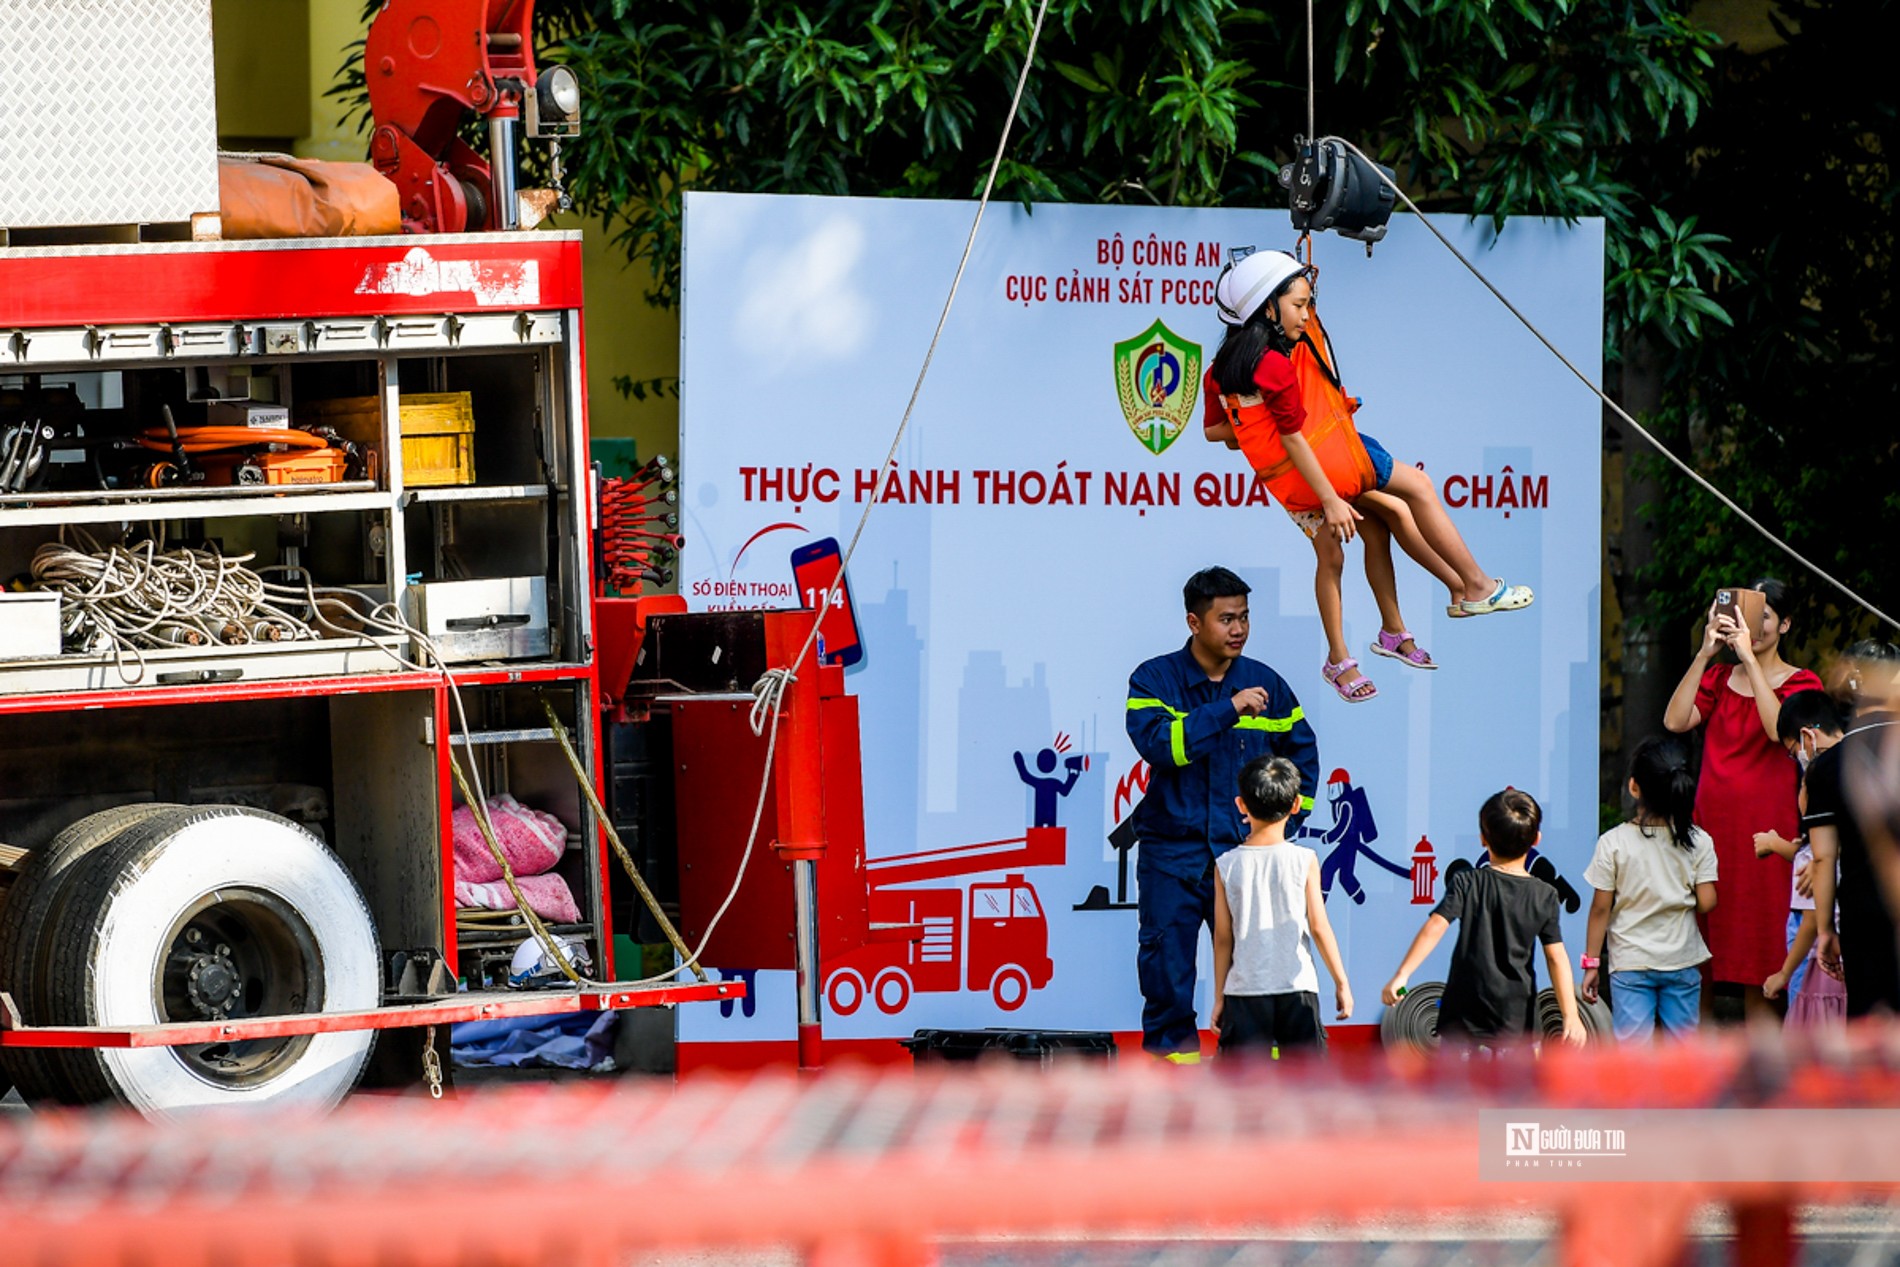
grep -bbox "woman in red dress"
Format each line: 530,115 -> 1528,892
1663,578 -> 1820,1023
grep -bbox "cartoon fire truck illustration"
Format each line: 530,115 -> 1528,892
822,827 -> 1065,1016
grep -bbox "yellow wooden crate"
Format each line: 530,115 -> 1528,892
403,429 -> 475,487
297,392 -> 476,486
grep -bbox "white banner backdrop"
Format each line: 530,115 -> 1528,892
677,191 -> 1603,1053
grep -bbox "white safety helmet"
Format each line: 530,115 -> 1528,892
509,934 -> 592,987
1214,249 -> 1309,327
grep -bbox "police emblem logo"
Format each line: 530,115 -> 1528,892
1113,319 -> 1201,455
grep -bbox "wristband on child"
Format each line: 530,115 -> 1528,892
1579,954 -> 1601,970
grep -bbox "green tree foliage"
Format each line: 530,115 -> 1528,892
551,1 -> 1726,313
331,0 -> 1893,686
1622,0 -> 1896,651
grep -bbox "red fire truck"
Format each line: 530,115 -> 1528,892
822,829 -> 1064,1016
0,228 -> 783,1116
0,0 -> 909,1115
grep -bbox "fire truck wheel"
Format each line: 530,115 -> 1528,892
42,806 -> 380,1119
825,969 -> 866,1017
0,802 -> 183,1106
989,966 -> 1031,1012
871,968 -> 911,1015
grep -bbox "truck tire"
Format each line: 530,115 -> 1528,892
825,968 -> 865,1017
989,965 -> 1031,1012
43,806 -> 380,1118
0,802 -> 181,1105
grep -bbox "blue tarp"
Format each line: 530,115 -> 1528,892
449,1011 -> 618,1070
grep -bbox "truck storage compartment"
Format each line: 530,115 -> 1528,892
0,695 -> 339,850
0,510 -> 399,693
393,350 -> 559,491
441,684 -> 601,988
295,390 -> 472,488
1,358 -> 384,500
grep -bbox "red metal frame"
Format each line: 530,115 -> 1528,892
0,981 -> 743,1049
0,663 -> 591,717
0,234 -> 583,328
435,684 -> 461,968
11,1033 -> 1900,1266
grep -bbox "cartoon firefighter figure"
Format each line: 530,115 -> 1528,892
1015,733 -> 1086,830
1299,768 -> 1411,904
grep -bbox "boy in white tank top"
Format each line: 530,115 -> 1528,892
1213,756 -> 1354,1055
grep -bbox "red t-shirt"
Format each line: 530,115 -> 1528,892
1202,350 -> 1305,436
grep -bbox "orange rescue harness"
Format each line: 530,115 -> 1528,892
1220,311 -> 1377,513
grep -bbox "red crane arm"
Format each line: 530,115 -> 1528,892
365,0 -> 539,234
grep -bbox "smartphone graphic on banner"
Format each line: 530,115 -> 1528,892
790,536 -> 864,667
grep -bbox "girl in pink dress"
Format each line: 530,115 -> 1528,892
1663,577 -> 1821,1023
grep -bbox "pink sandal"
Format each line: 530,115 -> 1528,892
1322,658 -> 1378,703
1370,628 -> 1437,670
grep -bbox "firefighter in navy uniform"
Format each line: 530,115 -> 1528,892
1125,566 -> 1320,1060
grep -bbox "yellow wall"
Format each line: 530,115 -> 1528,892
214,0 -> 680,459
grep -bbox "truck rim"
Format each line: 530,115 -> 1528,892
154,888 -> 322,1089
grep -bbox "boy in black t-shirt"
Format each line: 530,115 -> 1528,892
1382,789 -> 1586,1049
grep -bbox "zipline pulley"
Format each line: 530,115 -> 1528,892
1281,137 -> 1398,254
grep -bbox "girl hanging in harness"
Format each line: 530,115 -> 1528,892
1202,248 -> 1533,702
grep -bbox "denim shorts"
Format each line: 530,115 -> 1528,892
1610,966 -> 1702,1041
1358,431 -> 1395,490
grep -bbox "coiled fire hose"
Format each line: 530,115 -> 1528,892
1379,980 -> 1445,1051
1536,987 -> 1616,1043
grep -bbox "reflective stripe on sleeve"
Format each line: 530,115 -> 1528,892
1234,705 -> 1306,732
1169,719 -> 1188,767
1127,697 -> 1186,718
1300,796 -> 1315,811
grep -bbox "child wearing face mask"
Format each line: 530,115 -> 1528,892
1755,690 -> 1845,1008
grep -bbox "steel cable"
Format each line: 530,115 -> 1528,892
1293,5 -> 1890,630
1319,132 -> 1900,634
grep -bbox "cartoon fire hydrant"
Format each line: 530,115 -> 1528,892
1410,835 -> 1439,905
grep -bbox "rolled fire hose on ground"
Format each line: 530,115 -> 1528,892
1537,987 -> 1616,1043
1379,980 -> 1444,1052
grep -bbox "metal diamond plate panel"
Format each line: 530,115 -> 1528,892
0,0 -> 221,229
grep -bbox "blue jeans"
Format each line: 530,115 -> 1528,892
1610,967 -> 1702,1041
